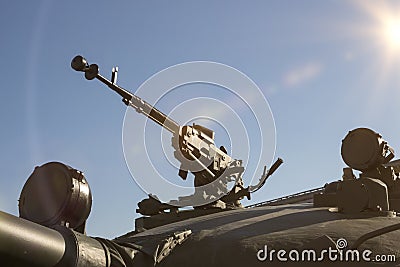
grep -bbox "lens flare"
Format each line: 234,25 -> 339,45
354,1 -> 400,54
384,18 -> 400,49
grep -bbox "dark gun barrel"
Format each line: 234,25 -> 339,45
71,55 -> 180,134
0,210 -> 109,267
0,210 -> 65,266
0,209 -> 189,267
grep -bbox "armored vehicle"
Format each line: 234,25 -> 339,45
1,57 -> 399,266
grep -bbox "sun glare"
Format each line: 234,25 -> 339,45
384,18 -> 400,50
353,1 -> 400,54
348,1 -> 400,102
356,1 -> 400,66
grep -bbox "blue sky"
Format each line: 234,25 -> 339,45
2,1 -> 400,238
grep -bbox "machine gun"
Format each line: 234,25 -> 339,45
71,55 -> 282,208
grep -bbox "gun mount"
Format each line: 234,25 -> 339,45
71,55 -> 282,210
314,127 -> 400,214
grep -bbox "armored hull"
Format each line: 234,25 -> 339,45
117,203 -> 400,266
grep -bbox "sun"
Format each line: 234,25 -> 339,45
352,1 -> 400,54
346,1 -> 400,103
351,0 -> 400,70
383,17 -> 400,51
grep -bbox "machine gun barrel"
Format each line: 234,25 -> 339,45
71,55 -> 180,134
